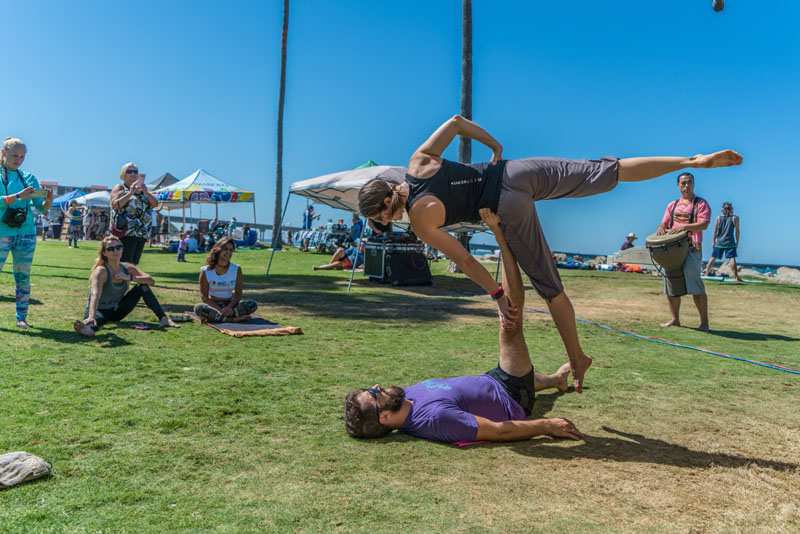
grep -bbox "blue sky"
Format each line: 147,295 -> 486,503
4,0 -> 798,264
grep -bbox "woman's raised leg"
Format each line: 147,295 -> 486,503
618,150 -> 742,183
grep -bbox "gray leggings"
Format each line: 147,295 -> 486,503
496,157 -> 619,299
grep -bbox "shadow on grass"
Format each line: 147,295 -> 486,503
148,272 -> 495,323
706,329 -> 799,342
0,295 -> 43,305
510,426 -> 799,472
32,263 -> 92,272
531,390 -> 570,418
0,325 -> 132,348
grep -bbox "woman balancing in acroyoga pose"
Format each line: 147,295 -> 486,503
358,115 -> 743,393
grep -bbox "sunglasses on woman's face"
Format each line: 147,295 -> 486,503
105,245 -> 123,252
125,169 -> 139,175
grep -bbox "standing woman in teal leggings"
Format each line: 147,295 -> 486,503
0,137 -> 53,328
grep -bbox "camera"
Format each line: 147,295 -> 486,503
2,207 -> 28,228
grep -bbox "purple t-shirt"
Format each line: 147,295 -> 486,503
400,375 -> 526,443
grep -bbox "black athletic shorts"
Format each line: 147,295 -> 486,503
485,366 -> 535,417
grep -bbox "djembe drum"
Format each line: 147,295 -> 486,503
646,231 -> 692,297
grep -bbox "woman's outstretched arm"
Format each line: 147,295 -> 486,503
86,268 -> 107,324
414,223 -> 519,329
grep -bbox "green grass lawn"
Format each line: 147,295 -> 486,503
1,240 -> 798,533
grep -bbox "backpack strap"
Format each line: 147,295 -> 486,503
667,199 -> 679,229
669,196 -> 703,227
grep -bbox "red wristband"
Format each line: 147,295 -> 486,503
490,286 -> 504,300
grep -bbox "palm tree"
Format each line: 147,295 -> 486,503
272,0 -> 289,250
452,0 -> 472,270
458,0 -> 472,164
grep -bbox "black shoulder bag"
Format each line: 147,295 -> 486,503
1,167 -> 30,228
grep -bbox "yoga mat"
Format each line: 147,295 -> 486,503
202,315 -> 303,337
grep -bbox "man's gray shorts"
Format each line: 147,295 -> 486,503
496,157 -> 619,300
664,248 -> 706,296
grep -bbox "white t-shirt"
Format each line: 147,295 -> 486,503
202,263 -> 239,300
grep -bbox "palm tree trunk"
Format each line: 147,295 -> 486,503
458,0 -> 472,164
272,0 -> 289,250
451,0 -> 473,272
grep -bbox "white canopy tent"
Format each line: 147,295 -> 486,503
266,163 -> 494,290
74,190 -> 111,208
286,164 -> 483,233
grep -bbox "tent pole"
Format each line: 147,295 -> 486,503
266,192 -> 292,276
347,215 -> 366,294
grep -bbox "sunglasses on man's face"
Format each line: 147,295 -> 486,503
125,169 -> 139,175
367,385 -> 384,419
105,245 -> 123,252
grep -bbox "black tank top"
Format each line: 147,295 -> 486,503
405,159 -> 505,227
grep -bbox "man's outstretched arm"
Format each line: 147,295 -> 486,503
474,415 -> 582,441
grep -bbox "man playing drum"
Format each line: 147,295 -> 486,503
655,172 -> 711,331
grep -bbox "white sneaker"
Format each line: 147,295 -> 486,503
16,320 -> 30,330
160,316 -> 179,328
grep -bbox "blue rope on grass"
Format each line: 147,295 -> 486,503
527,308 -> 800,376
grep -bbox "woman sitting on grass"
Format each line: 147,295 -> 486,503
313,243 -> 364,271
194,237 -> 258,323
74,235 -> 178,337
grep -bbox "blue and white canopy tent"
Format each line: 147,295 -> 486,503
51,189 -> 86,210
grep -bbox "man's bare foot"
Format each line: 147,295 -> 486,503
697,323 -> 710,332
555,362 -> 571,393
570,354 -> 592,394
689,150 -> 743,169
661,319 -> 681,328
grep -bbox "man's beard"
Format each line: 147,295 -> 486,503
383,386 -> 405,412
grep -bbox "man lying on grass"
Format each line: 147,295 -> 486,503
344,209 -> 582,443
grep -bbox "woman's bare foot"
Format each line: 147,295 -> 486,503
689,150 -> 743,168
73,320 -> 95,337
570,354 -> 592,394
661,319 -> 681,328
555,362 -> 572,393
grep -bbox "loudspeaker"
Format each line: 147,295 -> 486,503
363,241 -> 432,286
386,251 -> 432,286
364,244 -> 386,281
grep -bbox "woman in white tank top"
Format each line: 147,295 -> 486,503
194,237 -> 258,323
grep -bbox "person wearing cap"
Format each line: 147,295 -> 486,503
704,201 -> 741,282
620,232 -> 637,251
